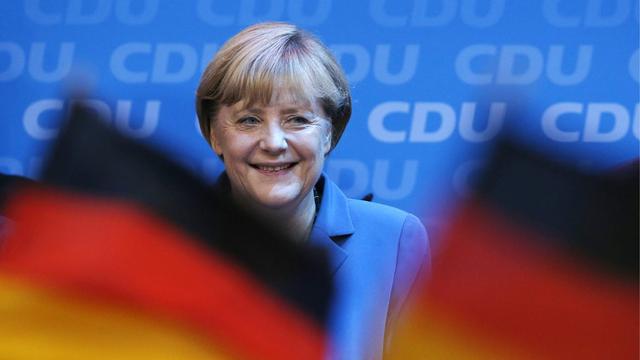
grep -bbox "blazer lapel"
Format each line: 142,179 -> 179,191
308,175 -> 354,275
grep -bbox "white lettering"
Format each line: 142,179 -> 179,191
496,45 -> 544,85
460,0 -> 505,27
546,45 -> 593,85
368,102 -> 410,143
331,44 -> 370,83
326,159 -> 369,197
115,0 -> 159,25
371,160 -> 418,200
66,0 -> 111,25
151,43 -> 198,83
585,0 -> 630,27
110,43 -> 152,83
22,99 -> 161,140
455,45 -> 496,85
583,103 -> 629,142
370,0 -> 505,27
373,44 -> 420,85
0,42 -> 25,81
459,102 -> 506,142
457,44 -> 592,85
111,43 -> 219,83
369,101 -> 508,142
196,0 -> 234,26
114,100 -> 160,138
542,102 -> 638,142
369,0 -> 407,27
409,102 -> 456,142
28,42 -> 75,82
23,0 -> 162,25
542,102 -> 582,142
543,0 -> 633,27
24,0 -> 63,25
410,0 -> 456,27
23,99 -> 64,140
542,0 -> 581,27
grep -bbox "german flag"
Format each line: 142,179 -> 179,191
0,103 -> 333,359
388,140 -> 639,359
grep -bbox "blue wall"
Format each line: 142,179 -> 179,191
1,0 -> 638,231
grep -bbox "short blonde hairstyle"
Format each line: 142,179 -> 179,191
195,22 -> 351,151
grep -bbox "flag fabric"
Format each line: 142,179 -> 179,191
0,103 -> 333,359
388,140 -> 639,359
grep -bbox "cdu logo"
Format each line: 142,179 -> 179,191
110,43 -> 219,83
369,0 -> 505,27
23,99 -> 161,140
196,0 -> 332,26
455,45 -> 593,86
368,101 -> 507,143
327,159 -> 419,200
542,102 -> 640,142
24,0 -> 159,25
330,44 -> 420,84
542,0 -> 638,27
0,42 -> 75,82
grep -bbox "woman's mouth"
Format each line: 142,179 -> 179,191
250,162 -> 297,175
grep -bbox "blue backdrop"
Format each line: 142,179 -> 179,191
1,0 -> 638,235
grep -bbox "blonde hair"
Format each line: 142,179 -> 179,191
195,22 -> 351,151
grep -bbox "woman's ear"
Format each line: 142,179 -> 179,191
322,127 -> 332,156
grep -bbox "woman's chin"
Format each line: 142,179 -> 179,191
248,184 -> 306,210
255,195 -> 298,210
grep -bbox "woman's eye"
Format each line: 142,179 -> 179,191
238,116 -> 260,125
288,116 -> 310,125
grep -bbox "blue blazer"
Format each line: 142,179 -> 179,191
310,175 -> 429,360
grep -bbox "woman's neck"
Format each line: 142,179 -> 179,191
233,191 -> 316,243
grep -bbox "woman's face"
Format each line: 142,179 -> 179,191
210,90 -> 332,211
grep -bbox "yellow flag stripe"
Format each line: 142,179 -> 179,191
387,306 -> 534,360
0,276 -> 232,360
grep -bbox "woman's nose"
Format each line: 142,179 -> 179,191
259,122 -> 288,153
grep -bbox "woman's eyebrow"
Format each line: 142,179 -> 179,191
233,106 -> 314,116
280,106 -> 317,116
232,107 -> 263,116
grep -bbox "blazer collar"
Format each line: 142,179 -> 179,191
313,175 -> 355,237
308,174 -> 353,275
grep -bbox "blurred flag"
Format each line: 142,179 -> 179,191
0,103 -> 333,359
388,140 -> 638,359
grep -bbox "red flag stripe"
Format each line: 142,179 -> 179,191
420,201 -> 638,360
0,188 -> 326,360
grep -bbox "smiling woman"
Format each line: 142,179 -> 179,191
195,22 -> 429,360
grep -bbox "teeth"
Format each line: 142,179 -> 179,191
257,164 -> 292,171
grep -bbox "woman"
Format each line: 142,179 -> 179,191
196,22 -> 428,359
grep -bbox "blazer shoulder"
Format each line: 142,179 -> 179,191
346,199 -> 429,257
347,198 -> 409,226
348,199 -> 426,235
